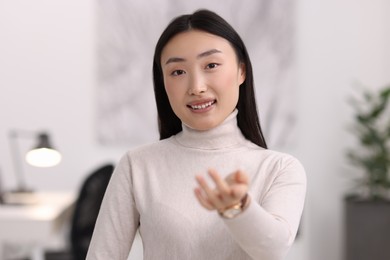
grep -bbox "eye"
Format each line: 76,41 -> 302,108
205,63 -> 219,70
171,69 -> 186,76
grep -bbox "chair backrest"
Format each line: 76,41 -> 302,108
0,168 -> 4,204
70,164 -> 114,260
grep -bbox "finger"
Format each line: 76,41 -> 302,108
195,175 -> 225,209
194,188 -> 214,210
235,170 -> 249,184
195,175 -> 214,195
226,170 -> 249,185
208,169 -> 231,196
230,184 -> 248,200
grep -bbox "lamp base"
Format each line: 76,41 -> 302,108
8,187 -> 34,194
2,188 -> 38,205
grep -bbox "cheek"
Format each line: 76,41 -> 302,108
217,71 -> 241,105
164,86 -> 176,105
217,70 -> 241,92
164,79 -> 185,105
163,76 -> 175,96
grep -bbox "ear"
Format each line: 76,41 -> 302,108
238,62 -> 246,85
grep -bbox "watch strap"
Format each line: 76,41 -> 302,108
219,193 -> 249,219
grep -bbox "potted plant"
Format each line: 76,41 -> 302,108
344,85 -> 390,260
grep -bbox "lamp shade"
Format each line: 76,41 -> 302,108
25,133 -> 62,167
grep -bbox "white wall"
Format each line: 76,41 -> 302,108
0,0 -> 126,192
296,1 -> 390,260
0,1 -> 389,260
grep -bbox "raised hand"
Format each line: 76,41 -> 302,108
194,168 -> 249,213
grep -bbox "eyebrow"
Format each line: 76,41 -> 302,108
164,49 -> 222,65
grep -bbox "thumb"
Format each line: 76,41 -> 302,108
234,170 -> 249,184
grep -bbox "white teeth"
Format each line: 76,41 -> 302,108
190,101 -> 214,110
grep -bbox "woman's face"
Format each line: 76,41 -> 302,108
161,30 -> 245,131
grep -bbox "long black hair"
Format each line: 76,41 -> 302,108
153,9 -> 267,149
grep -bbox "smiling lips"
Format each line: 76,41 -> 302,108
188,100 -> 216,110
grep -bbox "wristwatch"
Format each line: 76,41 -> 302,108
219,193 -> 248,219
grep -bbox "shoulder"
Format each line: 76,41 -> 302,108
254,147 -> 301,164
259,149 -> 306,180
120,137 -> 175,162
112,138 -> 174,176
268,149 -> 303,167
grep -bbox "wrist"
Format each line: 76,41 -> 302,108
219,193 -> 250,219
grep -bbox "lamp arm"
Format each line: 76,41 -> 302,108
8,129 -> 59,192
8,130 -> 32,192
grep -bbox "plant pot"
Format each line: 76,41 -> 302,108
345,196 -> 390,260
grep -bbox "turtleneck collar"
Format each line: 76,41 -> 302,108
173,109 -> 247,150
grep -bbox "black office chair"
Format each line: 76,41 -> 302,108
45,163 -> 114,260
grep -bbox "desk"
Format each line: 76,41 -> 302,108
0,192 -> 76,260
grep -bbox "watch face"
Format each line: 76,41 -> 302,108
222,207 -> 242,218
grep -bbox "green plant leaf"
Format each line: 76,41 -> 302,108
346,85 -> 390,200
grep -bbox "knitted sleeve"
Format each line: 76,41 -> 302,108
86,153 -> 139,260
222,155 -> 307,260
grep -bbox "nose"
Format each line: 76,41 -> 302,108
188,74 -> 207,95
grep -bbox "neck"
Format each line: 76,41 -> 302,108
173,110 -> 247,150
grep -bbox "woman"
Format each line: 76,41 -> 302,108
87,9 -> 306,260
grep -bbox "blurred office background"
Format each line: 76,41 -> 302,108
0,0 -> 389,260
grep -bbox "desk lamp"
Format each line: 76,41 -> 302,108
9,130 -> 62,193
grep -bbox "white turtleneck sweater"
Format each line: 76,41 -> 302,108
87,110 -> 306,260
